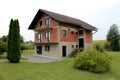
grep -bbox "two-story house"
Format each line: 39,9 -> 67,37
28,9 -> 97,58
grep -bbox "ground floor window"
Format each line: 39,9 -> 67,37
71,45 -> 74,48
76,45 -> 78,48
45,45 -> 50,51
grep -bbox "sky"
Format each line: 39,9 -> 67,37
0,0 -> 120,41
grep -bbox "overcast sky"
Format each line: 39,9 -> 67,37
0,0 -> 120,41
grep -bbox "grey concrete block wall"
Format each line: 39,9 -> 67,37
35,44 -> 59,58
34,42 -> 93,58
84,43 -> 93,50
59,42 -> 78,57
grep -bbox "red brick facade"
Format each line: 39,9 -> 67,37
34,14 -> 92,44
85,30 -> 92,43
34,14 -> 59,43
59,23 -> 78,42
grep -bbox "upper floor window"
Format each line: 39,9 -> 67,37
45,31 -> 50,40
37,33 -> 42,41
71,31 -> 74,34
45,18 -> 50,27
62,30 -> 66,37
40,20 -> 42,26
79,30 -> 84,35
76,32 -> 78,35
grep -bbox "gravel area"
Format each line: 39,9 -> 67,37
22,54 -> 63,63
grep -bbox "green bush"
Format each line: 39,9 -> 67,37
0,40 -> 7,55
74,50 -> 110,73
94,44 -> 103,52
21,43 -> 34,53
104,42 -> 111,51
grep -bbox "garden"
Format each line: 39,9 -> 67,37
0,51 -> 120,80
0,21 -> 120,80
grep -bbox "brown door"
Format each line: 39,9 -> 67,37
79,39 -> 84,48
62,46 -> 66,57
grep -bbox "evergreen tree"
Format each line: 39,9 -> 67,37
107,24 -> 120,51
7,19 -> 21,63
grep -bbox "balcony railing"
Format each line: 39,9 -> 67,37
35,27 -> 53,32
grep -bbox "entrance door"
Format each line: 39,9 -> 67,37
62,46 -> 66,57
79,39 -> 84,48
36,46 -> 42,54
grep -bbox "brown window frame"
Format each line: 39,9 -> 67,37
45,18 -> 50,27
72,45 -> 74,48
40,20 -> 42,27
45,45 -> 50,51
62,30 -> 66,37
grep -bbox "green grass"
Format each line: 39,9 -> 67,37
0,50 -> 33,60
93,40 -> 106,47
93,40 -> 106,44
21,49 -> 34,55
0,51 -> 120,80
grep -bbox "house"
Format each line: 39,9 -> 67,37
28,9 -> 97,58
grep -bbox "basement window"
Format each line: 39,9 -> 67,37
72,45 -> 74,48
45,45 -> 50,51
76,45 -> 78,48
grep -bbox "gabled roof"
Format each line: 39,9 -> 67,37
28,9 -> 97,31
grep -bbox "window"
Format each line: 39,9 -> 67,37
45,31 -> 50,40
62,30 -> 66,37
45,45 -> 50,51
76,32 -> 78,35
45,18 -> 50,27
71,31 -> 74,34
76,45 -> 78,48
37,33 -> 42,41
72,45 -> 74,48
40,20 -> 42,26
79,30 -> 84,35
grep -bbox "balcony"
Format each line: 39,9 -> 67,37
35,27 -> 53,32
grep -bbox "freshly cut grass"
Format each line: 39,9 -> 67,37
21,49 -> 34,55
0,51 -> 120,80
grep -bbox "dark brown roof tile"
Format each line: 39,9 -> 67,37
28,9 -> 97,31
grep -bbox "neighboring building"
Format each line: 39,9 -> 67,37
28,9 -> 97,58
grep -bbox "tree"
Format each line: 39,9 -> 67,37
20,35 -> 24,43
0,40 -> 7,55
107,24 -> 120,51
7,19 -> 21,63
1,35 -> 24,43
1,35 -> 8,42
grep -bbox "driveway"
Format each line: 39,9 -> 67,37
23,54 -> 63,63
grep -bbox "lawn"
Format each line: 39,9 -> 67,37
0,51 -> 120,80
0,49 -> 34,60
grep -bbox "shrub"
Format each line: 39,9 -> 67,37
95,44 -> 103,52
21,43 -> 26,53
74,50 -> 110,73
104,42 -> 111,51
94,43 -> 104,52
0,40 -> 7,55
